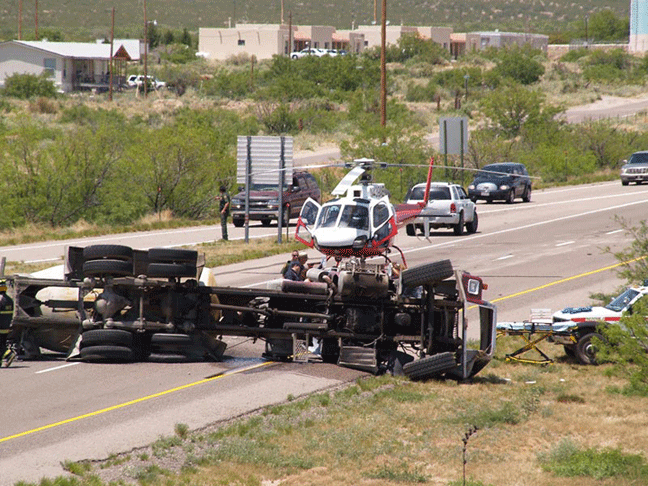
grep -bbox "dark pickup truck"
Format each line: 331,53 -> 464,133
231,171 -> 321,227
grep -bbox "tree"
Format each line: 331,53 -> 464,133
491,46 -> 545,85
588,10 -> 629,42
480,84 -> 547,137
597,219 -> 648,395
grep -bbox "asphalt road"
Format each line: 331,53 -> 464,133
1,179 -> 647,485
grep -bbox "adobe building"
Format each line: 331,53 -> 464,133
198,24 -> 363,60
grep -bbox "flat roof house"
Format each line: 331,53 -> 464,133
198,24 -> 362,61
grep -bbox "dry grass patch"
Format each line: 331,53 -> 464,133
72,352 -> 648,486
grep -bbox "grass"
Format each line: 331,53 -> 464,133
31,340 -> 648,486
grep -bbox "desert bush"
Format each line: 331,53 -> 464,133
2,72 -> 57,99
491,45 -> 545,85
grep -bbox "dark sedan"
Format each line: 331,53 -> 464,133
468,162 -> 532,204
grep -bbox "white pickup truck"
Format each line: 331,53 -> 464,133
404,182 -> 478,236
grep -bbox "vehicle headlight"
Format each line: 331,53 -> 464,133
620,167 -> 628,174
499,184 -> 510,190
352,236 -> 368,250
468,184 -> 475,190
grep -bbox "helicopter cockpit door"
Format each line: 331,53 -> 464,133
371,197 -> 398,247
295,197 -> 321,248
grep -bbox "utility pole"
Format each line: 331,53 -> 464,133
144,0 -> 148,97
288,11 -> 292,55
18,0 -> 22,39
34,0 -> 38,40
380,0 -> 387,130
109,7 -> 115,102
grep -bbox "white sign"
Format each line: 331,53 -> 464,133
236,136 -> 293,186
439,117 -> 468,155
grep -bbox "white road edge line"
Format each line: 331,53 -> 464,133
497,255 -> 514,260
556,241 -> 575,247
35,362 -> 81,374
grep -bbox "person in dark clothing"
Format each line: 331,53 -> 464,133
0,280 -> 15,367
219,185 -> 230,241
283,260 -> 304,281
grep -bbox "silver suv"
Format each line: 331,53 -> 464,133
620,151 -> 648,186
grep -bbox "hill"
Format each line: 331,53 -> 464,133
0,0 -> 631,42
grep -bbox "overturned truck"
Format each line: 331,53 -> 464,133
6,245 -> 497,380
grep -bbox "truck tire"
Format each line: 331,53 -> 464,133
148,248 -> 198,264
406,224 -> 416,236
453,212 -> 464,236
401,260 -> 453,288
83,245 -> 133,262
147,263 -> 197,278
466,211 -> 478,234
403,352 -> 457,380
83,259 -> 133,277
150,333 -> 193,347
81,329 -> 133,348
79,345 -> 134,362
576,332 -> 603,365
261,218 -> 272,227
233,217 -> 244,227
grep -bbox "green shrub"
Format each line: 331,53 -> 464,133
539,440 -> 648,480
491,46 -> 545,85
560,48 -> 590,62
2,72 -> 57,99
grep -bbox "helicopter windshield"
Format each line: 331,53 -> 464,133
339,205 -> 369,230
317,204 -> 341,228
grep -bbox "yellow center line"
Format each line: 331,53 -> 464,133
0,360 -> 274,444
470,256 -> 645,309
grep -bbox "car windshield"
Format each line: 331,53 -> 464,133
247,183 -> 287,192
628,153 -> 648,164
478,165 -> 513,178
338,205 -> 369,230
606,288 -> 640,311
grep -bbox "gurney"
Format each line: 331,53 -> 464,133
496,309 -> 579,364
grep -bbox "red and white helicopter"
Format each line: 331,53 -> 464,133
295,157 -> 435,264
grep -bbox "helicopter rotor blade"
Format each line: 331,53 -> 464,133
331,166 -> 365,196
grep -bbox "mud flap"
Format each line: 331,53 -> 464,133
384,350 -> 415,376
338,345 -> 378,374
66,330 -> 83,361
200,332 -> 227,361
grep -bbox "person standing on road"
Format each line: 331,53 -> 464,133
0,279 -> 15,367
219,185 -> 230,241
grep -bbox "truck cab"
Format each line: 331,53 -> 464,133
231,171 -> 320,227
